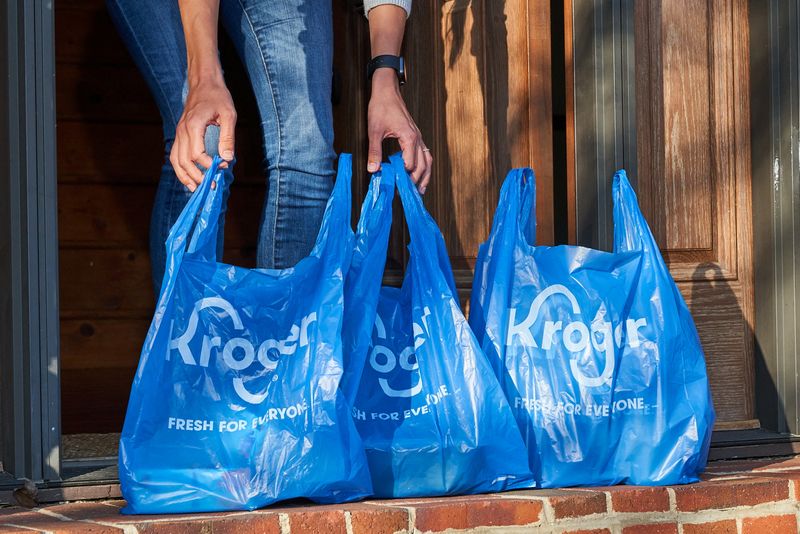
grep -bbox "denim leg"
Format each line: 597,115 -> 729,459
220,0 -> 336,269
107,0 -> 232,293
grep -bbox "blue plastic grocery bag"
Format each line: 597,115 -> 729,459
343,154 -> 533,498
119,155 -> 372,514
469,168 -> 715,488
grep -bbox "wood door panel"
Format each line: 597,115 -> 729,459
57,121 -> 266,183
56,63 -> 158,123
61,368 -> 135,434
59,248 -> 153,317
61,319 -> 150,370
678,280 -> 754,425
59,246 -> 258,318
379,0 -> 554,276
55,5 -> 130,65
636,0 -> 754,426
659,0 -> 713,251
436,0 -> 493,270
58,183 -> 264,247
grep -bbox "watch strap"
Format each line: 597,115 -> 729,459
367,55 -> 405,85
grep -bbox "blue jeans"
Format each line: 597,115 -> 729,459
107,0 -> 336,291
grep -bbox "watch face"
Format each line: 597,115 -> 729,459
399,57 -> 406,85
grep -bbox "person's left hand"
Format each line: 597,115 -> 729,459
367,69 -> 432,194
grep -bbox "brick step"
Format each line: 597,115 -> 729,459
2,456 -> 800,533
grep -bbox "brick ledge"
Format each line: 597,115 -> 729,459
2,456 -> 800,533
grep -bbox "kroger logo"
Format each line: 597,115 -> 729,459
169,297 -> 316,404
368,307 -> 430,398
506,285 -> 647,388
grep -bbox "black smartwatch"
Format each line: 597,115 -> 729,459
367,55 -> 406,86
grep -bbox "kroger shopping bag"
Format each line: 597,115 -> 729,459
469,168 -> 715,487
119,155 -> 372,514
342,154 -> 533,498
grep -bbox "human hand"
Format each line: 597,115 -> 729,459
367,69 -> 432,194
170,76 -> 236,191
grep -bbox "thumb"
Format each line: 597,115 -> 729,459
367,132 -> 382,173
218,111 -> 236,161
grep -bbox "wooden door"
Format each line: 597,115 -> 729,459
634,0 -> 756,429
334,0 -> 555,297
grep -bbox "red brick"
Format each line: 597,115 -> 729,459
606,486 -> 670,513
673,477 -> 789,511
683,520 -> 737,534
288,509 -> 347,534
502,489 -> 606,520
546,490 -> 607,519
349,506 -> 408,534
413,502 -> 470,532
742,514 -> 797,534
622,524 -> 678,534
742,469 -> 800,487
465,498 -> 542,527
207,514 -> 281,534
733,470 -> 800,509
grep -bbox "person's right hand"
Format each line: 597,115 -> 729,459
170,77 -> 237,191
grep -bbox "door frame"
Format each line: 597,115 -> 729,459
0,0 -> 61,485
750,0 -> 800,436
565,0 -> 638,250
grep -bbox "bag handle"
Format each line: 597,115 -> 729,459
612,170 -> 659,254
163,157 -> 225,270
518,168 -> 536,246
166,153 -> 352,276
485,167 -> 537,251
341,162 -> 396,404
147,157 -> 225,331
390,153 -> 458,298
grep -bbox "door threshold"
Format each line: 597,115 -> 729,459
709,428 -> 800,460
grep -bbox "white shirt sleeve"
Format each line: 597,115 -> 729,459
363,0 -> 412,18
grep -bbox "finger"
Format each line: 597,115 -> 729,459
367,128 -> 383,173
170,137 -> 195,192
411,143 -> 426,187
218,110 -> 237,161
398,130 -> 418,174
419,148 -> 433,194
180,125 -> 205,187
188,121 -> 214,171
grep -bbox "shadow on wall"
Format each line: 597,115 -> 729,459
691,263 -> 788,437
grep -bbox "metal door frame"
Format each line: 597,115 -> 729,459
750,0 -> 800,436
0,0 -> 61,486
